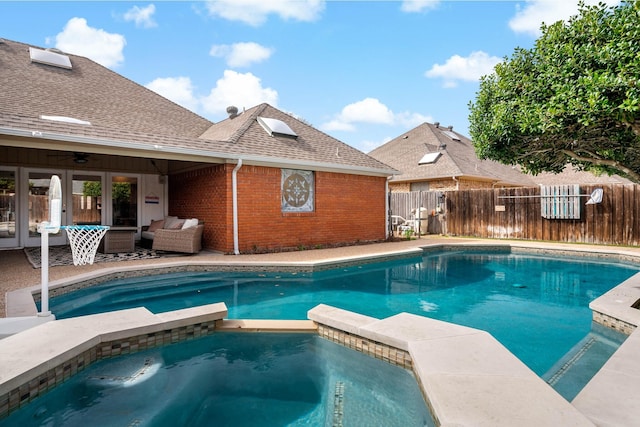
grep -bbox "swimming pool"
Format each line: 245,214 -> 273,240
1,333 -> 434,426
48,250 -> 638,379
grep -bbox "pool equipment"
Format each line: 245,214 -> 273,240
37,175 -> 109,316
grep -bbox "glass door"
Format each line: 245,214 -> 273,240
0,168 -> 18,248
110,175 -> 138,227
71,174 -> 104,226
23,169 -> 68,247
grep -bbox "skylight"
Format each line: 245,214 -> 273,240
29,47 -> 72,69
257,116 -> 297,138
441,130 -> 460,141
418,152 -> 442,165
40,115 -> 91,126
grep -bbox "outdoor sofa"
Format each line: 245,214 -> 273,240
141,216 -> 204,254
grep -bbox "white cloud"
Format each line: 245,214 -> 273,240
509,0 -> 621,37
362,137 -> 393,154
209,42 -> 273,68
201,70 -> 278,117
204,0 -> 325,26
396,111 -> 434,128
341,98 -> 395,125
400,0 -> 441,13
145,77 -> 199,112
425,51 -> 502,88
124,4 -> 157,29
54,17 -> 126,68
321,98 -> 431,132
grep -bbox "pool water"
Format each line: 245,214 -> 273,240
49,251 -> 638,378
2,333 -> 434,427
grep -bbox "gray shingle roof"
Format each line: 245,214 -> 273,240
199,104 -> 395,172
531,166 -> 632,185
368,122 -> 535,186
0,39 -> 393,176
0,39 -> 212,138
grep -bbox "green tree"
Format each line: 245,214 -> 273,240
469,1 -> 640,182
82,181 -> 101,197
112,183 -> 131,201
0,178 -> 15,191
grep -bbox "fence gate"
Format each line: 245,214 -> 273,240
389,191 -> 445,235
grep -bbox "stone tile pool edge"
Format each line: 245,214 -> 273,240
3,241 -> 640,426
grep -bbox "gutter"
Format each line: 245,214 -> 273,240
232,159 -> 243,255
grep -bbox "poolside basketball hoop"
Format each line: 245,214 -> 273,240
37,175 -> 63,317
63,225 -> 110,266
38,175 -> 110,316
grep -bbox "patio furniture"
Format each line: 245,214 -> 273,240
141,216 -> 204,253
152,224 -> 204,254
98,227 -> 137,254
391,215 -> 413,236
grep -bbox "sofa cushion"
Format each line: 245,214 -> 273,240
164,216 -> 184,230
148,219 -> 164,232
141,230 -> 156,240
181,218 -> 199,229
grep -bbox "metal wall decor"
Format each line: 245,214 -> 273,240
281,169 -> 314,212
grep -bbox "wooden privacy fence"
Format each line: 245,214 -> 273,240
444,184 -> 640,246
28,195 -> 101,225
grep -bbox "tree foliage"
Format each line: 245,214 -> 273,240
82,181 -> 101,197
469,1 -> 640,182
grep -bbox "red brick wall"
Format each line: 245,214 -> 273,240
170,164 -> 388,253
168,164 -> 229,251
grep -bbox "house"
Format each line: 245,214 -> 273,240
370,121 -> 632,194
368,122 -> 534,192
0,39 -> 396,253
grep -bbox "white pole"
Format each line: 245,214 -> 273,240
38,223 -> 51,317
38,175 -> 61,318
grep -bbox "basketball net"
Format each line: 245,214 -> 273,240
63,225 -> 110,266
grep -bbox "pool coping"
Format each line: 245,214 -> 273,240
2,241 -> 640,425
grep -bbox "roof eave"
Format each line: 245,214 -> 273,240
0,127 -> 397,177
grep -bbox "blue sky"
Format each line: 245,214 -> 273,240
0,0 -> 621,153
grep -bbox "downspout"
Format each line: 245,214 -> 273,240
386,177 -> 392,239
232,159 -> 243,255
452,176 -> 459,191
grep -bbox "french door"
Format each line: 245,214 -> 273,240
0,167 -> 18,248
22,168 -> 68,247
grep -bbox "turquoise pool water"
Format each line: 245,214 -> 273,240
49,250 -> 638,379
2,333 -> 434,426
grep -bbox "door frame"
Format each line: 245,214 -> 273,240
0,166 -> 18,249
21,168 -> 68,247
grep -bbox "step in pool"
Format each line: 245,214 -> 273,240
543,322 -> 627,400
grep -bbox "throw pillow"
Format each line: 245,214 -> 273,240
167,219 -> 185,230
147,219 -> 164,232
181,218 -> 199,229
163,216 -> 180,229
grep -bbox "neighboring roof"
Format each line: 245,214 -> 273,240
530,166 -> 632,185
0,39 -> 394,176
369,122 -> 534,186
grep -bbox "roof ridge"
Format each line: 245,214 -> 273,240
224,103 -> 267,143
